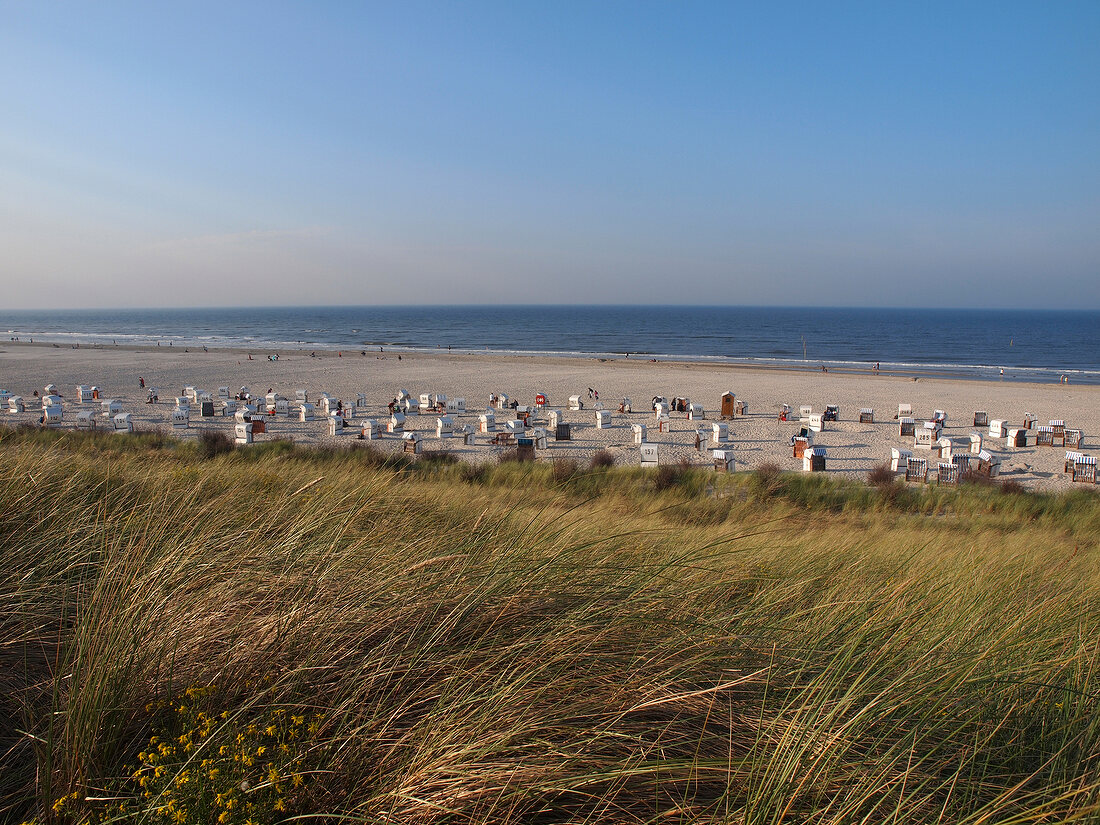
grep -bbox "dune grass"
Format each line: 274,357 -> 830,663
2,426 -> 1099,824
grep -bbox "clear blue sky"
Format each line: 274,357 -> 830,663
2,1 -> 1098,309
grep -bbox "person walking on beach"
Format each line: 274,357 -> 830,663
139,377 -> 145,388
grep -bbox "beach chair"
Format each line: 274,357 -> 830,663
200,401 -> 215,417
1035,426 -> 1054,447
618,397 -> 632,414
713,450 -> 735,473
654,402 -> 669,419
859,408 -> 874,424
39,405 -> 61,427
969,432 -> 983,454
568,395 -> 583,411
891,448 -> 912,472
531,428 -> 548,449
43,384 -> 58,396
976,450 -> 1001,478
657,414 -> 670,433
736,400 -> 748,416
905,457 -> 928,483
807,413 -> 824,433
823,404 -> 839,422
1050,420 -> 1066,446
934,437 -> 953,459
402,432 -> 422,455
234,422 -> 253,444
328,414 -> 348,437
1022,413 -> 1037,430
988,420 -> 1007,439
218,387 -> 230,400
632,423 -> 646,444
899,417 -> 916,437
799,405 -> 813,420
711,422 -> 728,444
8,396 -> 24,414
777,404 -> 792,422
803,446 -> 826,472
640,444 -> 659,467
361,419 -> 383,440
932,409 -> 947,425
299,403 -> 315,422
479,412 -> 496,433
546,410 -> 562,429
595,410 -> 612,429
555,423 -> 571,441
793,436 -> 809,459
973,411 -> 989,427
1065,429 -> 1083,449
77,385 -> 94,403
914,427 -> 935,450
75,410 -> 96,430
388,413 -> 405,433
898,403 -> 913,419
171,409 -> 189,429
356,393 -> 368,409
953,453 -> 975,474
937,462 -> 959,485
687,403 -> 704,420
99,399 -> 122,418
505,419 -> 525,434
436,416 -> 454,438
1072,456 -> 1097,484
1065,451 -> 1083,474
113,413 -> 133,434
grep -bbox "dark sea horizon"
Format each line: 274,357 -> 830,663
2,305 -> 1098,386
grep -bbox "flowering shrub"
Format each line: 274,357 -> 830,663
96,686 -> 321,824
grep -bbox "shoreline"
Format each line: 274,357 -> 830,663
0,339 -> 1084,388
1,341 -> 1096,492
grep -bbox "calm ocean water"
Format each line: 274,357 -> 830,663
2,306 -> 1098,385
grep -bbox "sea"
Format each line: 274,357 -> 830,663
2,306 -> 1098,385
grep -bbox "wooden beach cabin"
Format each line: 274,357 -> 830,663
720,392 -> 736,419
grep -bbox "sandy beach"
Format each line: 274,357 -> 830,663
1,341 -> 1095,491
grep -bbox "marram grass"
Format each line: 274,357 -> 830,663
1,427 -> 1099,824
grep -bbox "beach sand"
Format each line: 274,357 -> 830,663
2,342 -> 1096,491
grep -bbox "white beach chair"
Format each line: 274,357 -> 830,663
713,449 -> 735,473
803,446 -> 826,472
113,413 -> 133,433
890,448 -> 912,473
711,422 -> 728,444
436,416 -> 454,438
632,423 -> 647,444
595,410 -> 611,429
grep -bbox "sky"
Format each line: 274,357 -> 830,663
1,1 -> 1098,310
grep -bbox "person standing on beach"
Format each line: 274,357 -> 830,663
139,377 -> 145,388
